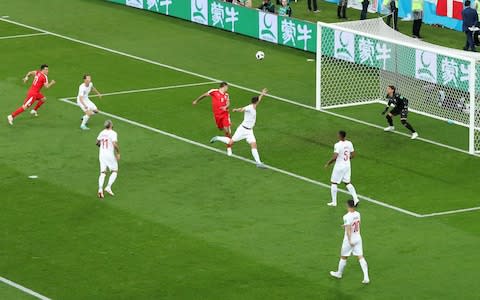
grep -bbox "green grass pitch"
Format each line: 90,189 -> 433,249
1,1 -> 479,299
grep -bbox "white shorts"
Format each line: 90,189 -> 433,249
340,238 -> 363,256
99,155 -> 118,172
331,165 -> 351,184
77,98 -> 98,112
232,125 -> 256,144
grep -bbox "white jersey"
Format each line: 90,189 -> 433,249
334,140 -> 354,168
77,82 -> 94,101
343,211 -> 361,243
97,129 -> 118,158
240,104 -> 257,129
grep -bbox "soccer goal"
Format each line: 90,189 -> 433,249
316,17 -> 480,155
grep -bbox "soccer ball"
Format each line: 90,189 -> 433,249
256,51 -> 265,60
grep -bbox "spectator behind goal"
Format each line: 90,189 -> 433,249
235,0 -> 252,7
278,0 -> 292,17
258,0 -> 275,13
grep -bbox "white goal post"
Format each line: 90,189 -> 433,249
316,18 -> 480,155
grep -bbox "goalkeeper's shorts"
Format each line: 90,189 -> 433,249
391,108 -> 408,119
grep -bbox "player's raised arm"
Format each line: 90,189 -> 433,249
23,70 -> 36,83
253,88 -> 268,108
192,92 -> 210,105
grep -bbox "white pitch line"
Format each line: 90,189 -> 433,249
321,109 -> 477,156
61,81 -> 218,100
0,32 -> 48,40
420,206 -> 480,218
0,18 -> 472,158
0,276 -> 51,300
59,97 -> 421,218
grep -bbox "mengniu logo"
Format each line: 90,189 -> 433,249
415,50 -> 437,84
259,12 -> 278,43
334,30 -> 354,62
191,0 -> 208,25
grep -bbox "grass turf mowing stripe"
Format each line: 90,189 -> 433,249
0,17 -> 474,158
59,97 -> 422,218
0,276 -> 51,300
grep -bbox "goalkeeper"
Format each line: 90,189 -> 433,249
381,85 -> 419,140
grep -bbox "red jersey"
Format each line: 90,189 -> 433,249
208,89 -> 229,115
29,71 -> 48,94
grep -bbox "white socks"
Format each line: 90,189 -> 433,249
99,172 -> 118,191
346,183 -> 359,204
98,173 -> 106,192
107,172 -> 118,189
251,148 -> 261,164
337,258 -> 347,274
359,257 -> 369,281
337,258 -> 368,281
331,184 -> 338,205
81,115 -> 90,127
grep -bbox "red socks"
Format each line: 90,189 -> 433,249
11,107 -> 25,118
225,133 -> 232,148
33,100 -> 45,111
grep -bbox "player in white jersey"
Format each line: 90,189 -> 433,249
210,88 -> 268,168
77,74 -> 102,130
96,120 -> 120,198
330,200 -> 370,284
324,130 -> 360,207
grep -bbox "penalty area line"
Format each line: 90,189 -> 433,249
0,276 -> 51,300
60,81 -> 218,100
59,97 -> 422,218
0,18 -> 474,158
0,32 -> 49,40
420,206 -> 480,218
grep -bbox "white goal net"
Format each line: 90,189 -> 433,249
316,17 -> 480,154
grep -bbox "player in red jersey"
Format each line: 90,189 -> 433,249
7,64 -> 56,125
192,82 -> 233,156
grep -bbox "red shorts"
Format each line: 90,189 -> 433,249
24,92 -> 45,108
214,113 -> 231,130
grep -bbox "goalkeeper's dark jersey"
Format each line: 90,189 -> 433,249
387,93 -> 408,111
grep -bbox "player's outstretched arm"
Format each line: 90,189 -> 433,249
23,71 -> 36,83
324,153 -> 338,168
192,92 -> 209,105
253,88 -> 268,108
232,107 -> 245,113
45,80 -> 56,89
93,87 -> 102,98
381,106 -> 390,115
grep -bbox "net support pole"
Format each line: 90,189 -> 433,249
468,59 -> 476,154
316,22 -> 322,110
